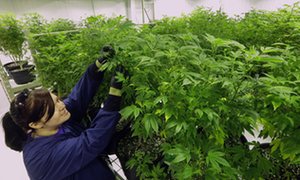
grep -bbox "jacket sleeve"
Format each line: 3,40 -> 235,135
43,109 -> 120,179
63,63 -> 104,122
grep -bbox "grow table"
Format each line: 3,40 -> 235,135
0,60 -> 41,102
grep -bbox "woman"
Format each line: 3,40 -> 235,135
2,46 -> 126,180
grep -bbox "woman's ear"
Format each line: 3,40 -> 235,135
28,121 -> 44,129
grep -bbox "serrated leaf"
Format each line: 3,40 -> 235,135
182,165 -> 193,179
287,116 -> 294,127
150,116 -> 159,133
143,114 -> 159,134
230,40 -> 246,50
144,117 -> 151,135
253,55 -> 285,63
260,47 -> 284,54
214,156 -> 230,167
115,71 -> 126,82
166,145 -> 191,164
120,105 -> 141,119
172,153 -> 186,163
214,127 -> 225,145
203,108 -> 218,122
186,72 -> 202,79
162,106 -> 175,121
166,121 -> 177,129
206,150 -> 230,171
175,123 -> 183,134
291,156 -> 300,164
154,51 -> 166,58
133,107 -> 141,119
182,78 -> 192,86
271,100 -> 282,111
136,56 -> 156,67
154,96 -> 168,105
222,80 -> 232,88
204,33 -> 245,49
271,139 -> 281,153
258,157 -> 273,172
120,106 -> 133,119
195,109 -> 203,118
269,86 -> 296,95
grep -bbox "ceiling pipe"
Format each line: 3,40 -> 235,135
141,0 -> 145,23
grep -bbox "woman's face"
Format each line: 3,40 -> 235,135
41,93 -> 71,129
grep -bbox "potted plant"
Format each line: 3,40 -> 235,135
0,14 -> 35,84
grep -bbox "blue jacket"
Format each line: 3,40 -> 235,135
23,64 -> 120,180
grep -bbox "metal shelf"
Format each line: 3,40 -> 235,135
0,60 -> 41,102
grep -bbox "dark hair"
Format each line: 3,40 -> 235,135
1,88 -> 55,152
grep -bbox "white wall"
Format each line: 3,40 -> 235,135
0,0 -> 299,23
0,0 -> 127,23
154,0 -> 300,19
154,0 -> 221,19
221,0 -> 300,17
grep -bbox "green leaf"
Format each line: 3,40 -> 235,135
120,105 -> 141,119
257,157 -> 273,174
268,86 -> 296,95
150,116 -> 159,133
143,114 -> 159,134
181,165 -> 193,179
136,56 -> 156,67
172,153 -> 186,163
166,120 -> 177,129
222,80 -> 233,88
206,150 -> 230,172
154,96 -> 168,105
214,127 -> 225,145
271,139 -> 281,153
204,33 -> 245,49
182,78 -> 192,86
260,46 -> 284,53
154,51 -> 166,58
271,100 -> 282,111
203,108 -> 219,123
144,117 -> 151,135
291,156 -> 300,164
133,107 -> 141,119
115,71 -> 126,82
195,109 -> 203,118
166,145 -> 191,164
175,123 -> 183,134
162,106 -> 175,121
252,55 -> 285,63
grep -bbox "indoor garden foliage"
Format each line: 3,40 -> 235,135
10,2 -> 300,179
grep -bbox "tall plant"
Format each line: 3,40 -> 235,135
21,13 -> 47,34
0,14 -> 25,63
29,15 -> 136,97
27,8 -> 300,178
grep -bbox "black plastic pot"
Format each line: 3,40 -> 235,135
3,61 -> 28,72
10,65 -> 36,85
3,61 -> 29,78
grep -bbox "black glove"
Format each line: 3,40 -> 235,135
103,65 -> 128,111
110,65 -> 128,89
109,65 -> 129,96
98,45 -> 116,63
101,45 -> 116,58
96,45 -> 116,70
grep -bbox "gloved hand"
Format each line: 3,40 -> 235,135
100,45 -> 116,59
95,45 -> 116,70
109,65 -> 128,97
103,65 -> 128,111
